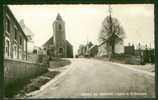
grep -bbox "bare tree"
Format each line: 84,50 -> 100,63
98,6 -> 125,58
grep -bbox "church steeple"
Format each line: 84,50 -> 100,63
53,13 -> 66,57
56,13 -> 62,20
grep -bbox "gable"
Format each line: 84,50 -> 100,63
43,36 -> 54,48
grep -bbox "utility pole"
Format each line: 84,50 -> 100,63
109,5 -> 112,18
109,5 -> 114,59
109,5 -> 112,29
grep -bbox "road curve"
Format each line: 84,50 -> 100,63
29,58 -> 155,98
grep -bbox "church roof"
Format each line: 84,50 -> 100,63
56,13 -> 62,20
66,40 -> 73,47
43,36 -> 54,48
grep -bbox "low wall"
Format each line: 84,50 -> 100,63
124,55 -> 141,65
4,58 -> 48,87
27,53 -> 39,63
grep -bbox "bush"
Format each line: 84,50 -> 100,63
112,54 -> 142,65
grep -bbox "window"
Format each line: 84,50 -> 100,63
6,40 -> 10,56
19,36 -> 22,45
59,24 -> 62,30
13,45 -> 17,59
19,48 -> 22,59
5,38 -> 10,57
59,48 -> 63,53
23,39 -> 26,51
33,49 -> 37,54
6,17 -> 11,33
14,28 -> 17,40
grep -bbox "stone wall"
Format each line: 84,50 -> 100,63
4,58 -> 48,86
27,53 -> 39,63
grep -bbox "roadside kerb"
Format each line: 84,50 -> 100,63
26,64 -> 73,97
110,62 -> 154,77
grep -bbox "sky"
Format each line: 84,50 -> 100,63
9,4 -> 154,55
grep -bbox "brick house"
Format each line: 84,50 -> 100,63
4,6 -> 28,60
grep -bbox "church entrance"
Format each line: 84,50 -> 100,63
59,48 -> 64,57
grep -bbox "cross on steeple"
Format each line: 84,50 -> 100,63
108,5 -> 112,17
56,13 -> 62,20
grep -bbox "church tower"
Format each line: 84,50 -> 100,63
53,13 -> 67,57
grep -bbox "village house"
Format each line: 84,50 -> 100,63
4,6 -> 28,60
4,6 -> 49,93
124,44 -> 135,55
43,13 -> 73,58
135,44 -> 155,64
87,45 -> 98,57
77,42 -> 98,57
124,43 -> 155,64
77,45 -> 85,57
97,40 -> 124,56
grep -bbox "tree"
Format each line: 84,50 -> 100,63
98,6 -> 125,58
87,42 -> 93,48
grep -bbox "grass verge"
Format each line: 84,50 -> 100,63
5,71 -> 60,98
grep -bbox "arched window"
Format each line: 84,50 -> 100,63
13,44 -> 17,59
58,24 -> 62,30
19,47 -> 22,59
33,49 -> 37,54
5,37 -> 10,58
6,16 -> 11,33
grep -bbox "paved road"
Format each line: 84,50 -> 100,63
30,58 -> 155,98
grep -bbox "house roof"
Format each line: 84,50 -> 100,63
19,19 -> 34,36
6,6 -> 28,41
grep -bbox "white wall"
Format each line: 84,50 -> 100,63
98,41 -> 124,56
27,41 -> 34,53
115,41 -> 124,54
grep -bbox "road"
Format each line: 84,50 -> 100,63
29,58 -> 155,98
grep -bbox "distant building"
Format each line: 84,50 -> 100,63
77,45 -> 86,57
124,43 -> 155,64
77,42 -> 98,57
97,40 -> 124,56
88,45 -> 98,57
32,46 -> 41,54
135,48 -> 155,64
4,6 -> 27,60
97,43 -> 107,56
43,13 -> 73,58
124,44 -> 135,55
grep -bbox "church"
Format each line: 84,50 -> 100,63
43,14 -> 73,58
